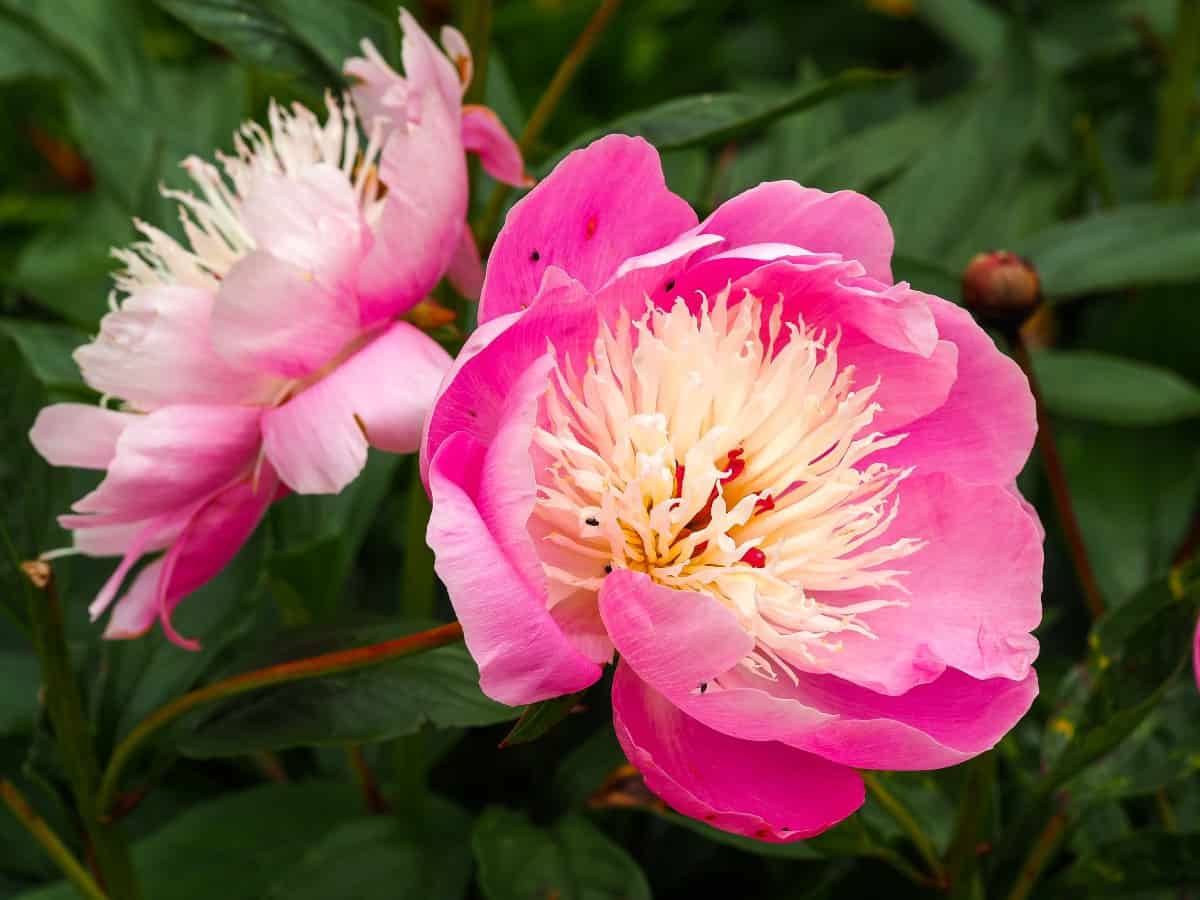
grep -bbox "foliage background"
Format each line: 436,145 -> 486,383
2,0 -> 1200,898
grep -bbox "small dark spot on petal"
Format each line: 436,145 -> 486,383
585,516 -> 599,526
530,250 -> 540,262
665,279 -> 675,292
604,564 -> 613,574
467,410 -> 478,419
699,682 -> 708,694
585,216 -> 597,238
755,828 -> 772,839
704,814 -> 717,822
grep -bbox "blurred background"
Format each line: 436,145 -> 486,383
2,1 -> 1199,898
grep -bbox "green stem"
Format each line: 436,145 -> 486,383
23,562 -> 140,900
863,773 -> 948,888
1005,811 -> 1068,900
474,0 -> 624,243
96,622 -> 464,819
1,780 -> 109,900
945,752 -> 996,898
1155,0 -> 1200,201
403,469 -> 437,620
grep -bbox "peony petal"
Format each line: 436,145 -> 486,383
427,431 -> 601,705
447,227 -> 484,299
211,249 -> 361,380
74,286 -> 269,408
805,473 -> 1043,695
612,662 -> 864,842
346,39 -> 407,129
103,558 -> 166,641
262,321 -> 451,495
479,135 -> 696,324
870,295 -> 1037,485
69,405 -> 262,523
697,182 -> 895,283
398,9 -> 463,116
461,104 -> 531,187
30,404 -> 135,470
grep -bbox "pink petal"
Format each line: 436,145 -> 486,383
74,286 -> 269,408
439,26 -> 472,91
72,518 -> 184,557
30,404 -> 135,470
262,321 -> 452,495
211,249 -> 361,380
479,135 -> 696,324
356,88 -> 467,325
69,405 -> 262,523
103,558 -> 166,641
397,9 -> 464,116
88,514 -> 178,620
447,227 -> 484,299
421,272 -> 599,484
871,295 -> 1037,485
462,104 -> 531,187
806,473 -> 1043,695
346,39 -> 406,129
612,662 -> 864,842
698,182 -> 895,283
427,431 -> 600,705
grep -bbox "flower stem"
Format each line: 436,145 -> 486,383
1155,0 -> 1200,201
1,780 -> 109,900
1008,334 -> 1106,619
403,471 -> 437,620
96,622 -> 464,820
475,0 -> 624,242
22,562 -> 141,899
1005,810 -> 1068,900
862,773 -> 948,888
345,744 -> 389,814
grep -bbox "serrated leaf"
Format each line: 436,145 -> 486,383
177,621 -> 516,756
472,808 -> 651,900
1033,350 -> 1200,427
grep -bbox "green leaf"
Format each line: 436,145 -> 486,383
1051,831 -> 1200,896
0,651 -> 39,736
1033,350 -> 1200,427
1017,204 -> 1200,299
545,68 -> 895,168
15,783 -> 366,900
500,692 -> 583,747
472,808 -> 651,900
0,15 -> 78,83
0,319 -> 89,396
178,621 -> 516,756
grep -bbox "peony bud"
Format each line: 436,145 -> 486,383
962,250 -> 1043,330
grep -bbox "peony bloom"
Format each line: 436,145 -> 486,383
422,136 -> 1043,841
30,13 -> 524,647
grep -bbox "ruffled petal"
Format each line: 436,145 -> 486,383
612,662 -> 864,842
427,431 -> 601,704
30,404 -> 135,470
479,135 -> 696,324
698,182 -> 895,283
461,104 -> 531,187
262,321 -> 452,495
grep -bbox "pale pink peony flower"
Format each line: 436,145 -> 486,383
29,13 -> 524,647
421,136 -> 1044,841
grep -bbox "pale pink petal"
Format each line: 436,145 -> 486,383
398,9 -> 463,116
461,105 -> 531,187
805,473 -> 1043,695
427,431 -> 600,704
447,227 -> 484,299
74,286 -> 268,408
872,295 -> 1036,484
103,558 -> 165,641
421,273 -> 599,483
612,662 -> 864,842
439,26 -> 472,91
211,250 -> 361,380
356,90 -> 467,325
72,518 -> 183,557
70,406 -> 262,522
262,322 -> 450,495
346,39 -> 406,129
88,515 -> 178,620
698,182 -> 895,283
479,135 -> 696,324
30,404 -> 135,470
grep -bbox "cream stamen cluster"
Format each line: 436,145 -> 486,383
530,290 -> 924,682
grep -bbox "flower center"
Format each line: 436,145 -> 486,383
530,290 -> 923,681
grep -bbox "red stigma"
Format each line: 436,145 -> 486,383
741,547 -> 766,568
693,540 -> 709,556
754,494 -> 775,514
674,464 -> 685,497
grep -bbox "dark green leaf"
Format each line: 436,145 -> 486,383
1033,350 -> 1200,427
178,621 -> 516,756
0,652 -> 39,735
0,320 -> 89,395
472,808 -> 651,900
501,691 -> 584,747
1017,204 -> 1200,299
545,68 -> 895,168
16,783 -> 366,900
1052,831 -> 1200,896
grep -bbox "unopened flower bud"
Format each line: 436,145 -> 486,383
962,251 -> 1042,331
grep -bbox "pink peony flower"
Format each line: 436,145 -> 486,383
422,135 -> 1044,841
29,13 -> 524,647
